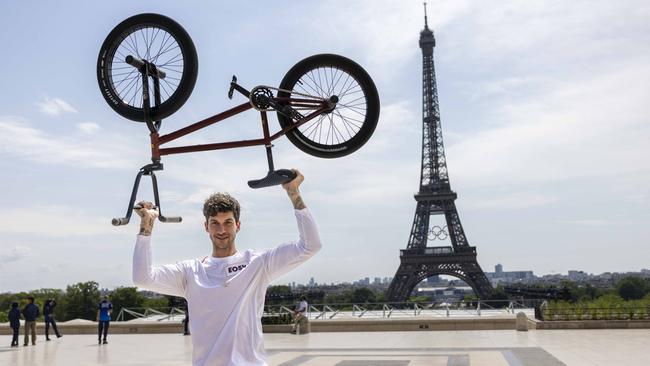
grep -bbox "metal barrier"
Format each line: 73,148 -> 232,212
115,306 -> 185,322
114,300 -> 536,322
264,300 -> 534,320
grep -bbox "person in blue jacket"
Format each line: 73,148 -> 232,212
22,296 -> 39,346
96,296 -> 113,345
44,299 -> 62,340
8,302 -> 20,347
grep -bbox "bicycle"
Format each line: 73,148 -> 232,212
97,13 -> 380,226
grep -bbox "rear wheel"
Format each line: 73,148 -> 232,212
97,13 -> 198,122
277,54 -> 380,158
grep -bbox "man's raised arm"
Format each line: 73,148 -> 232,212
132,202 -> 186,297
263,170 -> 322,280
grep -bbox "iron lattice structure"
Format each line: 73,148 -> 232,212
386,8 -> 493,301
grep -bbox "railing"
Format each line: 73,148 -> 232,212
115,306 -> 186,322
114,300 -> 534,322
263,300 -> 534,321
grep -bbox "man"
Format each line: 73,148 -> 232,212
96,296 -> 113,344
8,302 -> 20,347
133,170 -> 321,366
44,299 -> 62,340
22,296 -> 39,346
291,296 -> 309,334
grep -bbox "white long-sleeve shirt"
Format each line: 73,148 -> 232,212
133,208 -> 321,366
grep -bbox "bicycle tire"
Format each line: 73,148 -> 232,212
277,54 -> 380,158
97,13 -> 198,122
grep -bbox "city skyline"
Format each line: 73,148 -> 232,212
1,1 -> 649,292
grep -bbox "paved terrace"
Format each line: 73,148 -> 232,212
2,329 -> 649,365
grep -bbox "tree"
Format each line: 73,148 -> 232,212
265,285 -> 293,305
352,287 -> 376,303
110,287 -> 145,320
616,276 -> 648,301
60,281 -> 100,321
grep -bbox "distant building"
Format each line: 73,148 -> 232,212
486,264 -> 535,284
568,270 -> 588,281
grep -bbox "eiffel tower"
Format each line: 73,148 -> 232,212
386,4 -> 493,301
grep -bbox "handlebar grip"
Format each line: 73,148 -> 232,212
160,216 -> 182,223
125,55 -> 145,69
112,217 -> 130,226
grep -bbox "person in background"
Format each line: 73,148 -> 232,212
44,299 -> 62,340
96,296 -> 113,345
183,308 -> 190,336
8,302 -> 21,347
291,295 -> 309,334
22,296 -> 39,346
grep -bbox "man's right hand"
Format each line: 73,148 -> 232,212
135,201 -> 159,236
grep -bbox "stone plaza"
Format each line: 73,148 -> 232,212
2,328 -> 649,365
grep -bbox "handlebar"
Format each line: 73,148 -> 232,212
125,55 -> 166,79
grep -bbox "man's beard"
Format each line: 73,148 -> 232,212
211,236 -> 234,251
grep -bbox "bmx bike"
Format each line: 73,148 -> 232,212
97,13 -> 380,226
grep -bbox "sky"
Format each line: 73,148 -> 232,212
1,0 -> 649,293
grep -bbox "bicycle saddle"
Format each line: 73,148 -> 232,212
248,169 -> 297,189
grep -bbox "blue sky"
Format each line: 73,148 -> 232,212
1,0 -> 649,292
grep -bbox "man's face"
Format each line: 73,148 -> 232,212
205,211 -> 241,252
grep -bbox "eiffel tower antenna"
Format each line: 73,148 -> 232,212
423,2 -> 429,29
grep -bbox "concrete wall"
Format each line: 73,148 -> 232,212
5,316 -> 650,335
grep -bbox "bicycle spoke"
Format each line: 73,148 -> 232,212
307,70 -> 329,97
107,25 -> 189,109
285,64 -> 372,147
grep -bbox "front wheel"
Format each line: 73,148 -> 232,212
277,54 -> 380,158
97,13 -> 198,122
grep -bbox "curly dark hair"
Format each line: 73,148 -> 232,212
203,192 -> 241,221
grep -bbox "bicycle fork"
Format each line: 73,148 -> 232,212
112,56 -> 181,226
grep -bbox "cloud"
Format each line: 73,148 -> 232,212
77,122 -> 101,134
0,206 -> 117,237
447,62 -> 650,188
464,192 -> 558,211
0,116 -> 140,169
37,97 -> 78,116
561,219 -> 608,227
0,246 -> 32,264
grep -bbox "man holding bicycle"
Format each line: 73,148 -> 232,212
133,170 -> 321,366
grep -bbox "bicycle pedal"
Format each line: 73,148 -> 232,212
228,75 -> 237,99
247,169 -> 296,189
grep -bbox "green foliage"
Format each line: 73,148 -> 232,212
324,287 -> 383,304
59,281 -> 100,321
0,310 -> 7,322
407,295 -> 431,303
265,285 -> 293,305
143,296 -> 169,309
616,276 -> 649,301
110,287 -> 145,321
261,313 -> 292,325
352,287 -> 376,303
